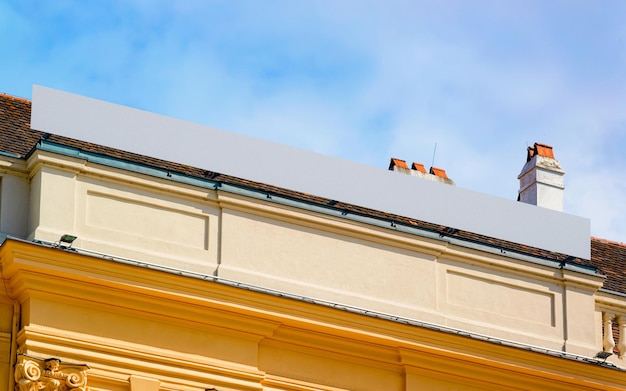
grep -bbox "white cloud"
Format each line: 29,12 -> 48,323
3,0 -> 626,242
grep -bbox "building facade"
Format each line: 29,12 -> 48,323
1,90 -> 625,390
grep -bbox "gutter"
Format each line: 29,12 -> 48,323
0,151 -> 22,159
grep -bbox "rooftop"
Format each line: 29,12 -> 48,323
1,92 -> 624,295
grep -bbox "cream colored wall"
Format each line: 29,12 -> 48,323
437,256 -> 564,348
17,150 -> 610,360
218,203 -> 441,321
26,150 -> 220,274
0,157 -> 30,239
216,192 -> 603,355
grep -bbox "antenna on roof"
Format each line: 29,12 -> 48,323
431,142 -> 438,168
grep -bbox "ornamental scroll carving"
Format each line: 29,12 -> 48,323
14,355 -> 89,391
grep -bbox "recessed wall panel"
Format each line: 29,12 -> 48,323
446,270 -> 555,327
220,208 -> 438,315
86,191 -> 208,250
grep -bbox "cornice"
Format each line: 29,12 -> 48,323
2,238 -> 625,389
26,149 -> 219,204
18,327 -> 266,391
596,291 -> 626,314
0,155 -> 28,178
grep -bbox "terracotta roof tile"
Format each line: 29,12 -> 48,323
411,162 -> 427,173
429,167 -> 449,178
588,237 -> 626,293
1,94 -> 624,294
535,143 -> 555,159
389,158 -> 409,170
527,142 -> 555,161
0,95 -> 43,157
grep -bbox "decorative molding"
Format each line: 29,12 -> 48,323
129,375 -> 160,391
14,354 -> 89,391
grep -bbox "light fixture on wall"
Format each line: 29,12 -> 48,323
56,234 -> 77,249
595,351 -> 613,361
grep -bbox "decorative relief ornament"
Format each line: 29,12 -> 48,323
14,355 -> 89,391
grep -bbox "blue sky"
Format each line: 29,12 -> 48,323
2,0 -> 626,242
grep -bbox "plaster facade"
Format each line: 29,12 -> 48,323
16,147 -> 607,358
1,239 -> 626,391
1,92 -> 625,390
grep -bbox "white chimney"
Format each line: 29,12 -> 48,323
518,143 -> 565,211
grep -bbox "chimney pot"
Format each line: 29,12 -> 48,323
389,158 -> 455,185
389,158 -> 409,171
527,142 -> 555,161
411,162 -> 427,173
429,167 -> 449,179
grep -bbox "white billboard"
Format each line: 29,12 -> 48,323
31,85 -> 590,259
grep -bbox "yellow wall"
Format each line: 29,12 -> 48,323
1,239 -> 625,391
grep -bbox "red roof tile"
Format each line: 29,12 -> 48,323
411,162 -> 427,173
527,142 -> 555,161
389,158 -> 409,170
429,167 -> 449,178
535,143 -> 555,159
0,94 -> 42,157
589,237 -> 626,293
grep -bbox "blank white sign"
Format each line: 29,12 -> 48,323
31,85 -> 590,259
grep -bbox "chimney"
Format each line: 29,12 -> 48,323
517,142 -> 565,211
389,158 -> 455,185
